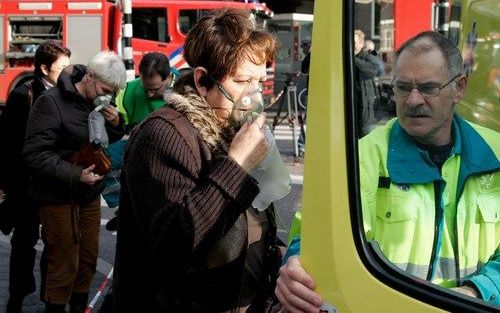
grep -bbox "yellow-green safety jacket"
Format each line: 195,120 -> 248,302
359,114 -> 499,304
116,78 -> 166,127
286,114 -> 499,305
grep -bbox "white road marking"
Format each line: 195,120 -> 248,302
290,174 -> 303,185
272,125 -> 304,141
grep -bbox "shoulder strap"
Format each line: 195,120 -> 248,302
24,81 -> 34,108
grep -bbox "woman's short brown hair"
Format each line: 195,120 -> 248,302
184,8 -> 276,87
34,40 -> 71,77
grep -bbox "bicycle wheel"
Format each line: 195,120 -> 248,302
298,87 -> 308,111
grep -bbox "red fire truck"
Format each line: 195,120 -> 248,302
392,0 -> 456,50
0,0 -> 120,105
0,0 -> 274,106
379,0 -> 457,57
129,0 -> 274,101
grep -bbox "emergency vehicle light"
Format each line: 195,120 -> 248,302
18,2 -> 52,10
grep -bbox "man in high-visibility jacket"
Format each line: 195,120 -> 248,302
116,52 -> 178,129
103,52 -> 178,230
276,31 -> 500,311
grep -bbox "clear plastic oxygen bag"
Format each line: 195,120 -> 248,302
88,109 -> 109,148
231,85 -> 292,211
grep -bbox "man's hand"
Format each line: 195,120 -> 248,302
100,105 -> 120,127
451,285 -> 479,298
79,164 -> 104,185
275,256 -> 323,313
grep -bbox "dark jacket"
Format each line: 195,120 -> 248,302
23,65 -> 125,205
113,84 -> 281,313
0,75 -> 46,230
0,74 -> 45,197
355,50 -> 379,107
355,50 -> 380,134
369,50 -> 385,76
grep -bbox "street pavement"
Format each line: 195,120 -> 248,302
0,116 -> 305,313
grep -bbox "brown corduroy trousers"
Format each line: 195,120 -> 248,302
38,198 -> 100,304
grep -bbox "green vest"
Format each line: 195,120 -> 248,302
359,115 -> 500,299
116,78 -> 166,127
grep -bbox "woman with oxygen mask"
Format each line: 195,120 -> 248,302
113,9 -> 286,312
23,51 -> 126,313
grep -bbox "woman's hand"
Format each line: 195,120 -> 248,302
79,164 -> 104,185
275,256 -> 323,313
228,113 -> 268,172
100,105 -> 120,127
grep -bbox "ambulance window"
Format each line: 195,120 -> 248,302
179,10 -> 211,35
350,0 -> 499,310
132,8 -> 168,42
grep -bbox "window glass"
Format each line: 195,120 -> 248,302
179,10 -> 211,35
7,17 -> 63,66
132,8 -> 167,42
252,11 -> 270,29
354,0 -> 499,309
372,1 -> 381,38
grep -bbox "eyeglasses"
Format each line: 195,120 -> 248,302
144,79 -> 167,93
392,74 -> 462,97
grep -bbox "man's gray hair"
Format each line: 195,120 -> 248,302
87,51 -> 126,90
395,31 -> 463,79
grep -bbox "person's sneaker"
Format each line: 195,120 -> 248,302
105,216 -> 117,231
6,296 -> 23,313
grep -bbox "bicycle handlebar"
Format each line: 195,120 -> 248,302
275,72 -> 308,84
281,71 -> 305,78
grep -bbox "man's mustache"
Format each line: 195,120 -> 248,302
404,108 -> 431,117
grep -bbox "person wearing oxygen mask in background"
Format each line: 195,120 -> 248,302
113,8 -> 289,312
23,51 -> 126,313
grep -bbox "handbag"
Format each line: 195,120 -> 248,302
68,140 -> 112,176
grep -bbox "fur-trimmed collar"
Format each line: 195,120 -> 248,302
164,85 -> 235,153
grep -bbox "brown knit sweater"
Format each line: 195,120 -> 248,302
113,85 -> 279,312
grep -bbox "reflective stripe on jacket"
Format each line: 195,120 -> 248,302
359,114 -> 500,304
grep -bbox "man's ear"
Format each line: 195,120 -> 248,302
41,64 -> 50,76
86,71 -> 96,82
453,75 -> 468,104
193,67 -> 209,97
